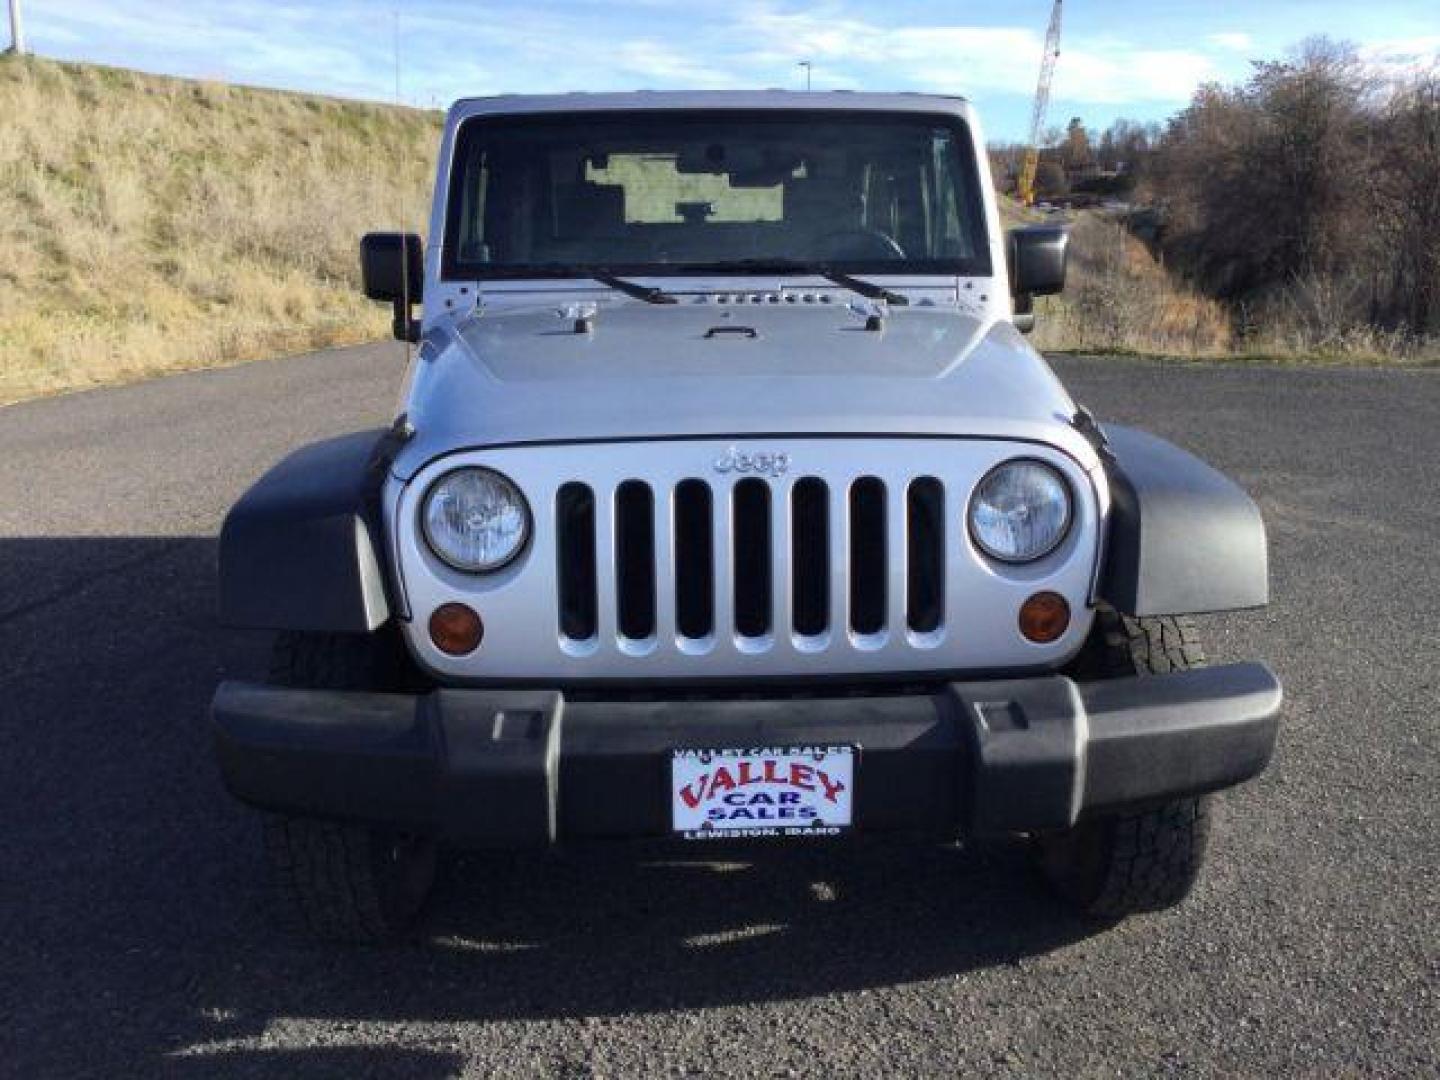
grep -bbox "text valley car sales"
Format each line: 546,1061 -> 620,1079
671,746 -> 855,838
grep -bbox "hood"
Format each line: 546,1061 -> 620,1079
391,299 -> 1091,479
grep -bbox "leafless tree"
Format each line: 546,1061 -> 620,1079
1135,37 -> 1438,349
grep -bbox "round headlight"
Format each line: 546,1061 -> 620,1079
421,468 -> 530,572
968,459 -> 1072,563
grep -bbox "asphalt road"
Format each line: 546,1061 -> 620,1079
2,346 -> 1436,1077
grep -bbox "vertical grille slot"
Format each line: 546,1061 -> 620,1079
556,482 -> 597,640
849,477 -> 887,635
615,481 -> 655,640
907,478 -> 945,634
791,478 -> 829,636
732,479 -> 772,637
674,480 -> 714,639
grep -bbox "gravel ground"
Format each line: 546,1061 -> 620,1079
0,347 -> 1435,1077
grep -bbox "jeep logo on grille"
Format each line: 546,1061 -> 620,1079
713,446 -> 790,478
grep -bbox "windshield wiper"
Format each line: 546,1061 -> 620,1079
678,259 -> 910,307
589,270 -> 677,305
810,267 -> 910,307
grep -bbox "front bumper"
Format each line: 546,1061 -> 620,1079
211,664 -> 1281,846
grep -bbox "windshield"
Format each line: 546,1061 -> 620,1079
442,110 -> 991,279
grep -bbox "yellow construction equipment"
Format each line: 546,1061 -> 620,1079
1017,0 -> 1064,206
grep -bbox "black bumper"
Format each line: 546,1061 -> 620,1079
211,664 -> 1281,846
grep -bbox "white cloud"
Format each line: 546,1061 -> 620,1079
737,8 -> 1219,104
1054,46 -> 1220,105
1209,32 -> 1255,52
1359,35 -> 1440,81
609,41 -> 735,89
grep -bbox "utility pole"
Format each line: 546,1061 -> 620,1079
7,0 -> 25,55
798,60 -> 812,91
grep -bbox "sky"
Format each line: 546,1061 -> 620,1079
14,0 -> 1440,141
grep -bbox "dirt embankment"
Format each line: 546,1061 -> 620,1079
0,56 -> 438,403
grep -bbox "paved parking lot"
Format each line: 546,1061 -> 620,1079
2,348 -> 1435,1076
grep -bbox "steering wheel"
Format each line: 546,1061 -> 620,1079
815,227 -> 907,260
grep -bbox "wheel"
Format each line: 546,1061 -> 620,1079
1036,607 -> 1213,918
262,630 -> 437,943
263,814 -> 437,944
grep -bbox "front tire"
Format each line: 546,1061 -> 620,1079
1037,608 -> 1213,918
263,630 -> 437,943
263,814 -> 437,944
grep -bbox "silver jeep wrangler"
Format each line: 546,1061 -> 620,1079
212,92 -> 1281,942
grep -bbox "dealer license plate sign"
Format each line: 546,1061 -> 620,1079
671,746 -> 855,839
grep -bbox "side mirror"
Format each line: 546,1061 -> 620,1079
1008,225 -> 1068,334
361,232 -> 423,343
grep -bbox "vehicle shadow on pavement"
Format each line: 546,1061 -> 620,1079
1,537 -> 1105,1075
425,835 -> 1099,1003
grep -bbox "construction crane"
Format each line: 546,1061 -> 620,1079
1017,0 -> 1064,206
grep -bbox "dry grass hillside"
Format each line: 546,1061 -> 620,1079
0,56 -> 438,403
1030,213 -> 1235,358
998,196 -> 1230,357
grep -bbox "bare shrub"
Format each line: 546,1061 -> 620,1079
1141,37 -> 1439,361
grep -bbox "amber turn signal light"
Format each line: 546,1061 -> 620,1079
429,602 -> 484,655
1019,591 -> 1070,644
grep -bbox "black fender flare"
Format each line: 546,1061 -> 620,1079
1098,425 -> 1269,616
219,429 -> 398,633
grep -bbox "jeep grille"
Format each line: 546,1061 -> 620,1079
393,438 -> 1099,681
555,472 -> 948,652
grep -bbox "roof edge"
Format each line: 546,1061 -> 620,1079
447,89 -> 972,119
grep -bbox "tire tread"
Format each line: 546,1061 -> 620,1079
1040,606 -> 1214,918
260,631 -> 435,943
